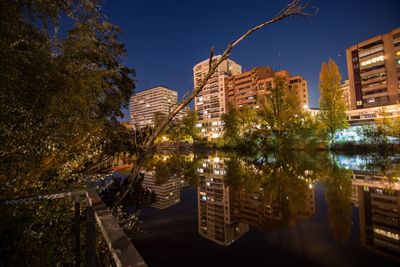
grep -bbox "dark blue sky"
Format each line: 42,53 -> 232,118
101,0 -> 400,119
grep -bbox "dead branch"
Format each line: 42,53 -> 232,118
111,0 -> 315,209
144,0 -> 313,149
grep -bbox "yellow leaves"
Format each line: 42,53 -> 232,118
318,59 -> 348,144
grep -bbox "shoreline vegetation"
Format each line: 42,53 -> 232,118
189,141 -> 400,154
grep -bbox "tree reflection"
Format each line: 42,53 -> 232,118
112,150 -> 400,259
224,151 -> 356,244
360,153 -> 400,194
322,158 -> 353,243
142,153 -> 201,187
225,151 -> 322,227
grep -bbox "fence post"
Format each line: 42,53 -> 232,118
86,205 -> 97,267
74,196 -> 81,267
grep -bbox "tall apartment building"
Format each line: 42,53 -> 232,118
225,66 -> 274,108
225,68 -> 309,110
194,56 -> 242,140
346,27 -> 400,110
341,79 -> 351,110
130,86 -> 178,129
289,75 -> 309,107
197,156 -> 248,245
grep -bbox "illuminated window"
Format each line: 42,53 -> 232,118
374,228 -> 400,240
360,55 -> 384,67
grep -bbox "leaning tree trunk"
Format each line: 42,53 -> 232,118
111,0 -> 316,209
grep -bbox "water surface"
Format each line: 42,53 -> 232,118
131,151 -> 400,267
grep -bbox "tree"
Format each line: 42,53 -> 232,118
258,76 -> 307,148
318,59 -> 349,147
0,0 -> 135,197
112,0 -> 315,208
154,109 -> 199,143
222,103 -> 242,146
222,103 -> 259,148
179,109 -> 200,142
363,105 -> 400,145
0,1 -> 137,264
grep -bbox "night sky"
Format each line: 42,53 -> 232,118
101,0 -> 400,120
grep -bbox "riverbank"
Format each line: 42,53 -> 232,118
189,141 -> 400,155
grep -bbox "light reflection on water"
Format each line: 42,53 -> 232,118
133,151 -> 400,266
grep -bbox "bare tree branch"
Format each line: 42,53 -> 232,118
111,0 -> 315,209
143,0 -> 313,149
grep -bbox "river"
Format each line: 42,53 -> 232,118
129,150 -> 400,267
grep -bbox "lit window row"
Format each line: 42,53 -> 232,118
360,55 -> 384,67
374,228 -> 400,240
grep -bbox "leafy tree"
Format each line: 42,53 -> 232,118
360,124 -> 388,146
318,59 -> 349,147
0,0 -> 135,197
258,76 -> 307,148
179,109 -> 200,142
222,103 -> 242,146
362,105 -> 400,145
154,109 -> 199,143
222,103 -> 259,148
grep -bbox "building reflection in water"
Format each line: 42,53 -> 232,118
351,172 -> 400,260
197,156 -> 249,245
141,170 -> 187,210
196,155 -> 316,245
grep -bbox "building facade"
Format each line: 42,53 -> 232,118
341,79 -> 351,110
194,56 -> 242,140
289,75 -> 309,107
225,68 -> 309,110
346,103 -> 400,125
129,86 -> 178,129
225,66 -> 274,108
346,28 -> 400,110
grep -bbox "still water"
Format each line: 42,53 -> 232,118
128,151 -> 400,267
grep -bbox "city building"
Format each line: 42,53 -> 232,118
130,86 -> 178,129
346,27 -> 400,110
225,68 -> 309,110
194,56 -> 242,140
174,106 -> 191,122
341,79 -> 351,110
346,104 -> 400,125
225,66 -> 274,108
288,74 -> 309,108
197,156 -> 248,245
